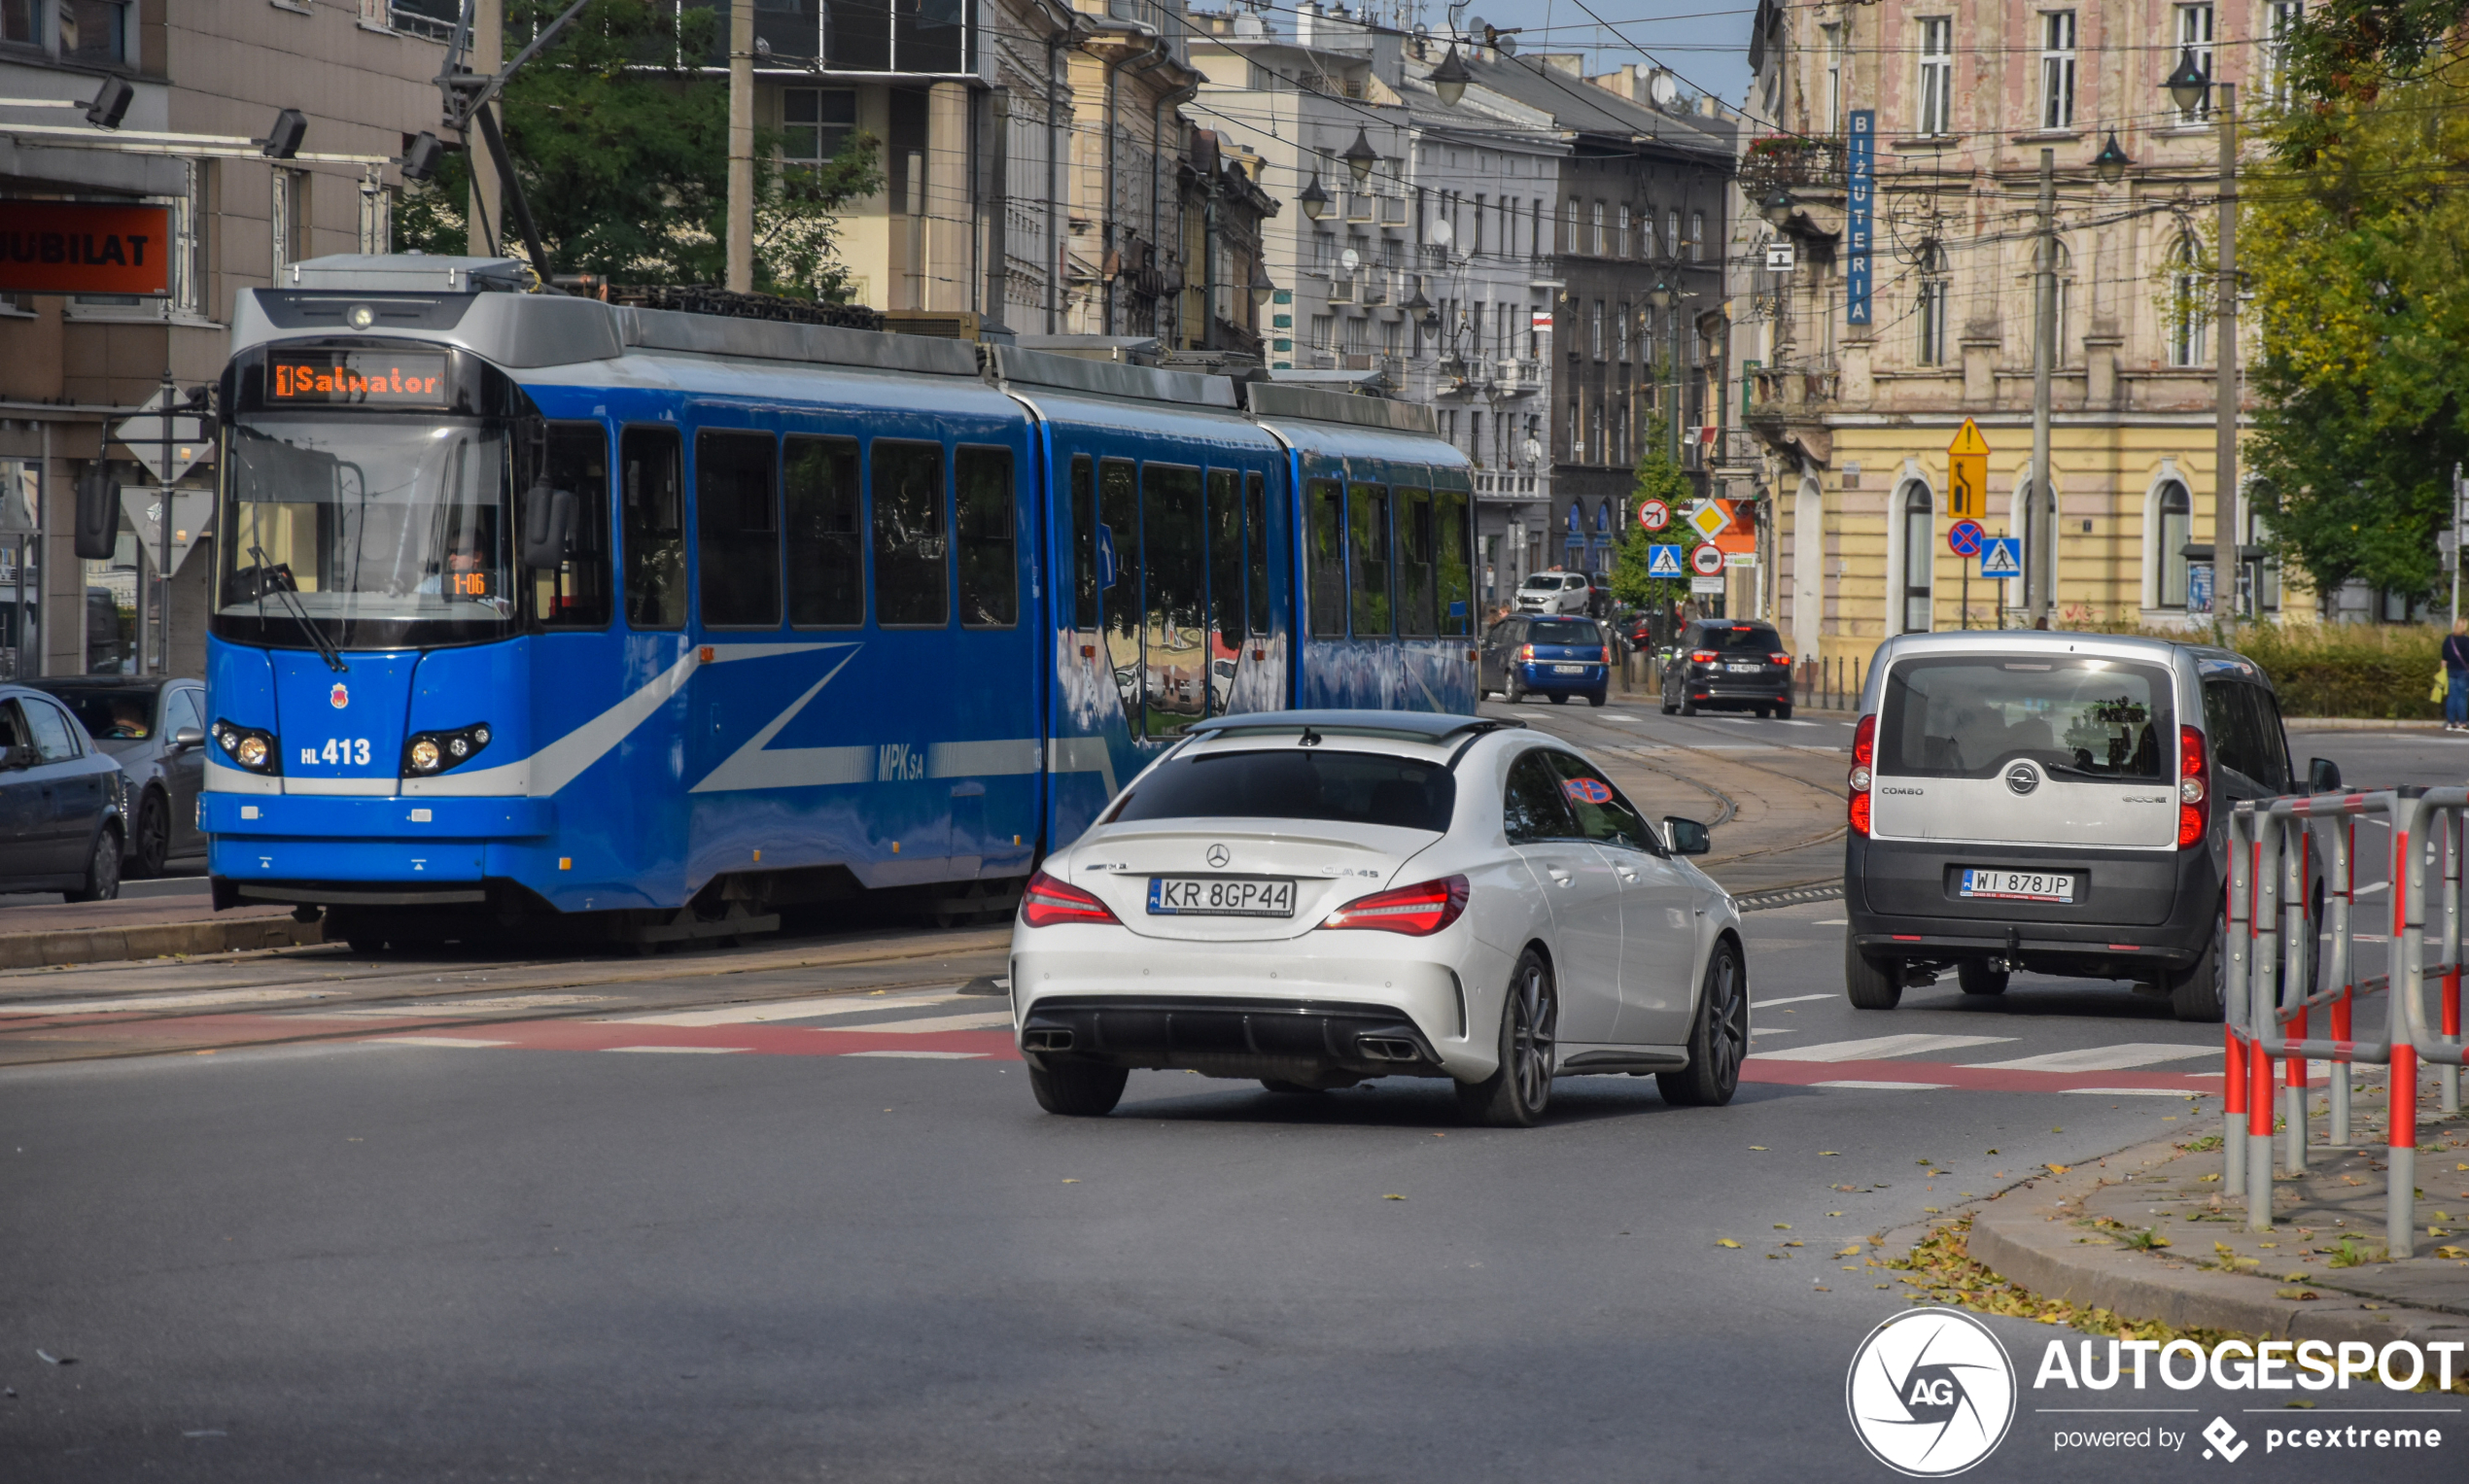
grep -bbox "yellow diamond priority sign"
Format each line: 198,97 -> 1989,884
1685,500 -> 1731,541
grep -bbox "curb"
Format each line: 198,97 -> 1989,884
0,915 -> 325,971
2284,718 -> 2446,732
1965,1135 -> 2469,1345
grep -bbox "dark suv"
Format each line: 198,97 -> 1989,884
1659,620 -> 1792,717
0,683 -> 128,900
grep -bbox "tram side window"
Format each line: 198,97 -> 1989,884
955,446 -> 1017,628
696,431 -> 781,628
1142,464 -> 1206,735
1070,455 -> 1098,631
784,434 -> 861,627
1207,467 -> 1244,658
1306,479 -> 1345,638
530,422 -> 612,629
1244,471 -> 1270,637
1099,458 -> 1139,698
1349,483 -> 1393,637
1397,486 -> 1436,637
872,440 -> 947,627
620,426 -> 685,631
1436,485 -> 1475,637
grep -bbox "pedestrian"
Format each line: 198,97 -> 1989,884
2445,618 -> 2469,733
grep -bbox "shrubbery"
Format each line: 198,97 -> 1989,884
2058,620 -> 2444,720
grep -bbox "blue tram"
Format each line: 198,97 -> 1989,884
200,256 -> 1477,946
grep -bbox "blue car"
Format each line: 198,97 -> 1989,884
1479,615 -> 1611,706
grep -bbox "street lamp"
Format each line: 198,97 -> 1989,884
2164,47 -> 2209,116
2091,131 -> 2132,184
1250,261 -> 1275,306
1647,280 -> 1676,311
1340,127 -> 1379,186
1298,171 -> 1330,222
1429,45 -> 1472,108
1757,187 -> 1794,229
260,107 -> 306,159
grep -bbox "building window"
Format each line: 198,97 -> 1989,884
62,0 -> 128,65
1617,204 -> 1631,259
1664,208 -> 1681,263
1918,17 -> 1954,135
1915,241 -> 1949,365
1616,300 -> 1630,362
271,168 -> 309,280
1565,196 -> 1580,255
783,88 -> 858,167
2169,234 -> 2208,366
2175,5 -> 2215,121
1821,22 -> 1844,131
1900,481 -> 1934,633
1309,313 -> 1334,351
1590,299 -> 1604,361
2155,481 -> 2192,607
2040,12 -> 2077,130
1591,199 -> 1606,256
1689,211 -> 1705,262
2266,1 -> 2304,106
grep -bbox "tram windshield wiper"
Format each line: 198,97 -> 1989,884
250,542 -> 348,673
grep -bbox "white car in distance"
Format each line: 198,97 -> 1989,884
1514,571 -> 1596,615
1010,710 -> 1749,1124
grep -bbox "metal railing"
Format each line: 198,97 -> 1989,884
2229,791 -> 2466,1252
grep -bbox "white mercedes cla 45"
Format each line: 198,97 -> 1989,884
1009,710 -> 1749,1124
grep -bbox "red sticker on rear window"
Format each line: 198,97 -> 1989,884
1562,777 -> 1614,805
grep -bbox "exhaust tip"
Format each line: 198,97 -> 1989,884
1023,1027 -> 1075,1053
1357,1036 -> 1420,1063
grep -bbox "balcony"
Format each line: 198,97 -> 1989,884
1745,363 -> 1839,423
1346,193 -> 1375,224
1379,195 -> 1408,229
1739,134 -> 1844,194
1488,358 -> 1541,396
1326,276 -> 1354,304
1474,469 -> 1549,503
1360,274 -> 1388,307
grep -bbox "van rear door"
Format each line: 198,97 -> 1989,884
1869,653 -> 2180,849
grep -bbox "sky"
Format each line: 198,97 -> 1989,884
1440,0 -> 1758,105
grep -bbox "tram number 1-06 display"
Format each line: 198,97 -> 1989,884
268,350 -> 451,406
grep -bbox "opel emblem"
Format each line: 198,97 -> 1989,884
330,683 -> 349,710
1205,844 -> 1231,869
2004,761 -> 2039,796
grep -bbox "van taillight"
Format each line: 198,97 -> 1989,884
2177,726 -> 2208,848
1519,643 -> 1535,662
1849,713 -> 1876,835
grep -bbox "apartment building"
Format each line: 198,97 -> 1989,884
1745,0 -> 2300,661
0,2 -> 440,678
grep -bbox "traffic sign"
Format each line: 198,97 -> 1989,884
113,386 -> 211,484
1688,543 -> 1725,576
1646,543 -> 1684,578
1946,518 -> 1986,559
1638,498 -> 1671,532
1686,500 -> 1731,541
1947,419 -> 1990,519
1688,574 -> 1726,595
1978,536 -> 2023,578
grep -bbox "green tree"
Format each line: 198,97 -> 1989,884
396,0 -> 882,298
1606,412 -> 1706,612
2243,43 -> 2469,606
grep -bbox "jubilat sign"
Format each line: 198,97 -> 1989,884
268,350 -> 452,406
0,201 -> 172,295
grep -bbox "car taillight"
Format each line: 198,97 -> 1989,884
1848,713 -> 1876,836
1598,646 -> 1611,664
2177,725 -> 2208,849
1020,868 -> 1120,928
1321,875 -> 1469,936
1769,651 -> 1791,666
1519,643 -> 1535,662
1689,648 -> 1718,664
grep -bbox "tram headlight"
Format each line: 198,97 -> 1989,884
401,723 -> 492,778
213,719 -> 281,775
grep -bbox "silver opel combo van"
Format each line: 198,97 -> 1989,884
1842,632 -> 2337,1022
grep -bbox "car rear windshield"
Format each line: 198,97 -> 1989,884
1697,625 -> 1780,653
1111,748 -> 1457,833
1879,656 -> 2173,781
36,686 -> 153,741
1527,619 -> 1604,646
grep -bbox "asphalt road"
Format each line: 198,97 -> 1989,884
2,715 -> 2460,1480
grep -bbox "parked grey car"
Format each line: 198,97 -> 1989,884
26,676 -> 207,879
0,683 -> 128,900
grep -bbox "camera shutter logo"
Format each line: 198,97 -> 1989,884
1845,1307 -> 2016,1476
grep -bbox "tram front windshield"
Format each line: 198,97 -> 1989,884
218,417 -> 510,647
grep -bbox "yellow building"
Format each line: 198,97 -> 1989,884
1741,0 -> 2304,666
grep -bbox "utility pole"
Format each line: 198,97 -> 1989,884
726,1 -> 754,293
2028,148 -> 2055,626
156,368 -> 174,675
2211,83 -> 2239,620
467,0 -> 502,259
2452,462 -> 2463,630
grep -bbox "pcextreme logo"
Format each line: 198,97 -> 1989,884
1846,1307 -> 2017,1476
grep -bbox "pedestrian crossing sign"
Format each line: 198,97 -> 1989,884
1647,544 -> 1685,578
1978,536 -> 2023,578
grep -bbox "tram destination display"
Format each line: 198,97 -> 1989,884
267,350 -> 451,407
